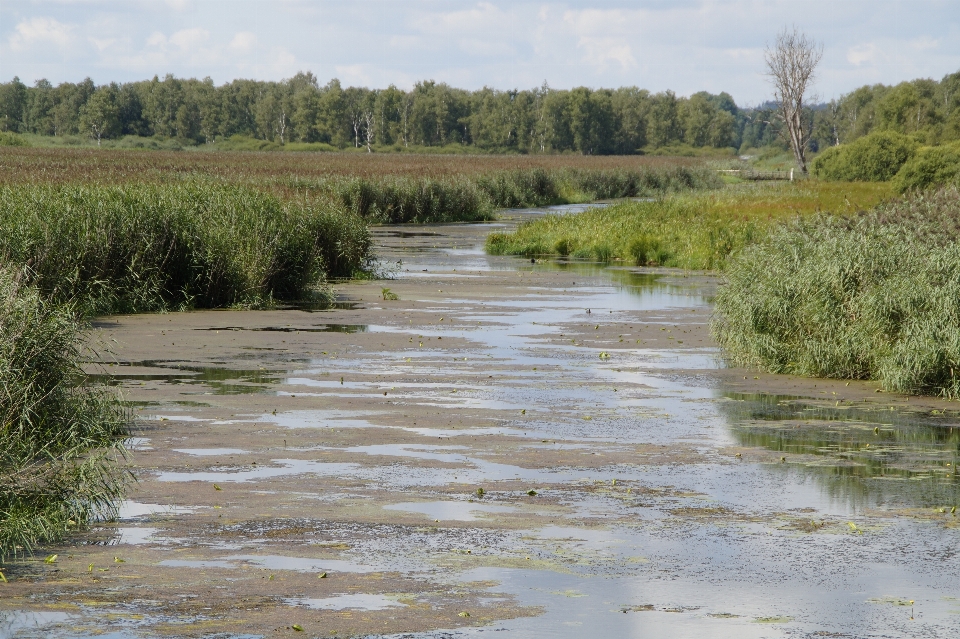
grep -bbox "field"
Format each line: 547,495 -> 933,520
487,179 -> 894,270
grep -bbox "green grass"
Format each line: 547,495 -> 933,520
486,180 -> 893,270
0,182 -> 370,315
0,267 -> 130,560
712,186 -> 960,398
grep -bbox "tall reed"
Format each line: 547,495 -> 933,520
0,183 -> 370,314
713,186 -> 960,398
0,267 -> 130,559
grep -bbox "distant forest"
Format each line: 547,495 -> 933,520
0,70 -> 958,154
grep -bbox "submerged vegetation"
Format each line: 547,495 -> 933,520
713,186 -> 960,398
0,267 -> 130,560
486,180 -> 892,270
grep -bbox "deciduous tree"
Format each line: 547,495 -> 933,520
765,26 -> 822,173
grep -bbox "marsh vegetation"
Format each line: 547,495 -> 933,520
0,268 -> 129,560
487,180 -> 891,269
713,186 -> 960,398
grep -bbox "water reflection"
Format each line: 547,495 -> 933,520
721,392 -> 960,508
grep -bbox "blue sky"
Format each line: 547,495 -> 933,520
1,0 -> 958,105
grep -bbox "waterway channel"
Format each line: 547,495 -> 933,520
1,205 -> 958,638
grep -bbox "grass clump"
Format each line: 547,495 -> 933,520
0,183 -> 369,314
487,181 -> 892,270
713,186 -> 960,398
0,267 -> 130,560
329,176 -> 494,223
812,131 -> 919,182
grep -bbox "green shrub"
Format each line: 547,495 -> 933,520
892,143 -> 960,193
812,131 -> 919,181
0,132 -> 27,147
0,268 -> 130,559
0,183 -> 370,314
713,186 -> 960,397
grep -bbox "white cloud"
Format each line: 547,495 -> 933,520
577,37 -> 636,71
847,43 -> 876,66
1,1 -> 957,104
9,17 -> 75,51
229,32 -> 257,52
169,28 -> 209,51
412,2 -> 510,34
89,37 -> 116,52
911,36 -> 939,51
146,31 -> 167,48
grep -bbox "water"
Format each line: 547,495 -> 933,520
7,203 -> 960,638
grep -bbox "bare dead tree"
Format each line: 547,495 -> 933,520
362,110 -> 375,152
765,26 -> 822,173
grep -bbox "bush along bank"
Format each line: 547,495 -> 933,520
282,164 -> 723,224
712,186 -> 960,398
0,183 -> 371,315
812,131 -> 960,194
0,267 -> 131,560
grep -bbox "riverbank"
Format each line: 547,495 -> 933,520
1,211 -> 958,637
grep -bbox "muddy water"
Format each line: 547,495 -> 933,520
2,206 -> 960,638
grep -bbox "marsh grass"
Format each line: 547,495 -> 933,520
713,186 -> 960,398
0,267 -> 130,560
487,180 -> 893,270
0,148 -> 719,225
280,164 -> 720,224
0,183 -> 369,314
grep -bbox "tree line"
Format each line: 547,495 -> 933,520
0,70 -> 957,153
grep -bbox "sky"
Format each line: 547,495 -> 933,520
1,0 -> 958,106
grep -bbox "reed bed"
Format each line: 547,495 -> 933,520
0,183 -> 369,315
713,186 -> 960,398
0,147 -> 701,185
0,148 -> 718,225
0,267 -> 130,560
487,180 -> 892,270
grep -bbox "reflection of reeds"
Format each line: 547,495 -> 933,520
713,186 -> 960,398
0,268 -> 130,559
0,182 -> 369,315
718,393 -> 960,509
